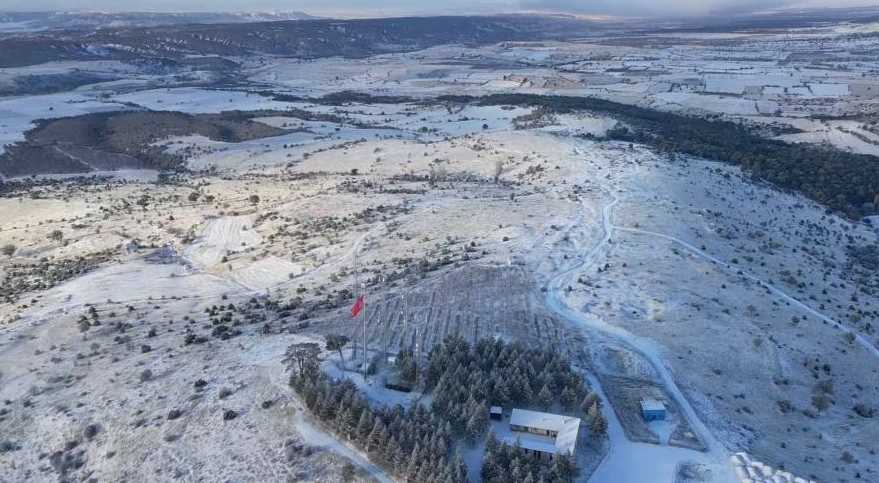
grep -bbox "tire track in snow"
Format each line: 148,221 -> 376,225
542,188 -> 737,483
614,226 -> 879,361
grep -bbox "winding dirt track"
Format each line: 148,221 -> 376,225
542,187 -> 738,483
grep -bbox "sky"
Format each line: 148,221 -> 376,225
0,0 -> 876,18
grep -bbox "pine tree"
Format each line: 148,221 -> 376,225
494,378 -> 512,406
520,377 -> 535,404
452,451 -> 468,483
587,400 -> 602,422
580,392 -> 598,414
319,392 -> 336,421
355,409 -> 373,443
538,384 -> 553,410
467,402 -> 489,441
379,435 -> 398,470
590,412 -> 608,437
392,438 -> 408,476
415,461 -> 432,483
366,419 -> 385,453
406,443 -> 422,481
552,454 -> 576,482
560,386 -> 576,411
482,431 -> 503,482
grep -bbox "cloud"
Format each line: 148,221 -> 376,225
517,0 -> 793,17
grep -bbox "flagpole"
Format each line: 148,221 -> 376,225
354,249 -> 359,365
362,275 -> 367,370
355,245 -> 367,372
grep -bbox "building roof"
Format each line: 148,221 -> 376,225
510,409 -> 567,432
508,408 -> 580,456
554,416 -> 580,456
490,406 -> 503,414
502,435 -> 559,455
640,399 -> 666,412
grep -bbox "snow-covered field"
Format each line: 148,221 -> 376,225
1,20 -> 878,483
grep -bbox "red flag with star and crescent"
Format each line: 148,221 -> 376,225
350,295 -> 364,318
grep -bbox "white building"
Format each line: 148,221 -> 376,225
503,408 -> 581,459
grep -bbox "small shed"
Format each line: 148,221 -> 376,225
490,406 -> 503,421
640,399 -> 666,421
384,374 -> 413,393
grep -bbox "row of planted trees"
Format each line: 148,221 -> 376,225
285,341 -> 469,483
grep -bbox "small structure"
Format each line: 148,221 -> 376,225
384,374 -> 413,393
640,399 -> 666,421
503,408 -> 580,460
490,406 -> 503,421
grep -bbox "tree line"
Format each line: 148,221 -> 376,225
422,337 -> 591,441
436,93 -> 879,219
285,341 -> 468,483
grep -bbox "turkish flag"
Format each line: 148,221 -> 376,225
350,295 -> 364,318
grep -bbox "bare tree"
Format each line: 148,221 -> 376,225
325,334 -> 351,370
493,160 -> 505,183
283,342 -> 321,380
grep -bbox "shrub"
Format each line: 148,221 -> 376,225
0,440 -> 21,453
341,462 -> 356,481
1,244 -> 15,257
83,424 -> 100,440
854,403 -> 875,418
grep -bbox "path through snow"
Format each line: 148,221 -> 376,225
542,187 -> 738,483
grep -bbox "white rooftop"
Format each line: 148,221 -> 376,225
502,434 -> 560,455
510,408 -> 569,432
509,408 -> 581,456
640,399 -> 666,412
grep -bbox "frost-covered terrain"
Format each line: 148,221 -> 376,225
1,12 -> 878,483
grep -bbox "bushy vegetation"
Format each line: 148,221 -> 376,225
1,249 -> 116,304
0,110 -> 288,176
1,244 -> 15,257
848,243 -> 879,271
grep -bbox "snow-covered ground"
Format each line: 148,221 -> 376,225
2,22 -> 879,483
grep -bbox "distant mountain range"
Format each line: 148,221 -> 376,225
0,7 -> 877,70
0,11 -> 317,33
0,15 -> 597,68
